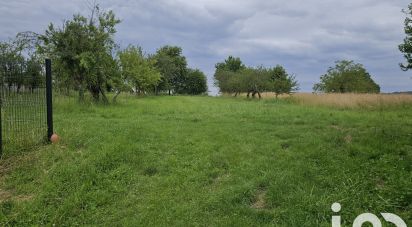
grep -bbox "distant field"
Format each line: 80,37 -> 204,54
227,92 -> 412,108
0,95 -> 411,226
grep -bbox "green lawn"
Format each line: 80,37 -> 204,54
0,95 -> 411,226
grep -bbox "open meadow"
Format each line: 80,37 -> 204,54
0,94 -> 411,226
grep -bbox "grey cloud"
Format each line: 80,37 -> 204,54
0,0 -> 411,92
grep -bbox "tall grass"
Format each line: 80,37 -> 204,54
289,93 -> 412,109
226,92 -> 412,109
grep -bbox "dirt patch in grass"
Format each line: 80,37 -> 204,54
0,189 -> 13,202
0,189 -> 33,203
344,135 -> 353,144
143,166 -> 158,176
251,189 -> 267,210
330,125 -> 344,131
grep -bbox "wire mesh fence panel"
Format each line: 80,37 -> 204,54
0,60 -> 48,155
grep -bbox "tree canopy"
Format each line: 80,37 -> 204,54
0,37 -> 43,93
153,45 -> 188,95
269,65 -> 299,98
39,5 -> 121,102
313,60 -> 380,93
399,2 -> 412,71
181,68 -> 208,95
214,57 -> 298,98
118,45 -> 161,95
215,56 -> 245,73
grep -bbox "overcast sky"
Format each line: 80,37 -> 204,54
1,0 -> 411,93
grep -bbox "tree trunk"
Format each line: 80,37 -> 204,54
247,92 -> 251,98
252,91 -> 256,98
89,85 -> 100,102
78,84 -> 85,102
257,91 -> 261,99
112,90 -> 120,103
91,91 -> 100,102
100,88 -> 108,104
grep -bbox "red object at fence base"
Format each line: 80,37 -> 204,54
50,134 -> 60,144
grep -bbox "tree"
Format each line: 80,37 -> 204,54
153,46 -> 188,95
39,5 -> 121,102
0,41 -> 23,92
399,3 -> 412,71
105,58 -> 126,102
25,55 -> 44,92
269,65 -> 298,98
0,38 -> 43,93
118,45 -> 161,96
241,67 -> 267,98
179,68 -> 208,95
214,57 -> 298,98
214,69 -> 243,95
214,56 -> 246,94
313,60 -> 380,93
215,56 -> 245,72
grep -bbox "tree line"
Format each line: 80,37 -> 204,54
0,33 -> 44,93
0,5 -> 208,103
10,1 -> 412,101
214,56 -> 382,97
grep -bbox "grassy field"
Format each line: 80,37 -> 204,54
0,95 -> 411,226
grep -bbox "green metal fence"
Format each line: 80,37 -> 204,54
0,59 -> 52,156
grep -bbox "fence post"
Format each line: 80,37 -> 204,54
46,59 -> 53,141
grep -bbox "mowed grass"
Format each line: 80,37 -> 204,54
0,95 -> 411,226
